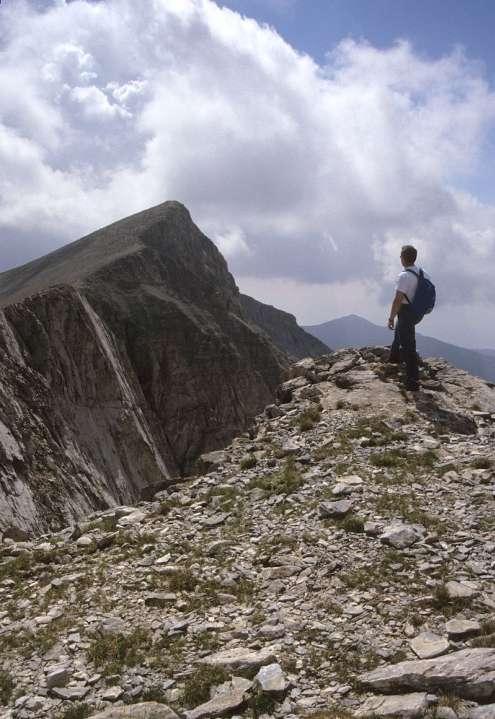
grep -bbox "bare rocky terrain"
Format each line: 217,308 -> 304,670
1,348 -> 494,719
0,202 -> 326,537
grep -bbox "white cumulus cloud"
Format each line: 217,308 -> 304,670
1,0 -> 495,346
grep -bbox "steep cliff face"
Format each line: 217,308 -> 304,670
0,202 -> 286,534
239,294 -> 329,360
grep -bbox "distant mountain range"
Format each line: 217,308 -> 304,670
304,314 -> 495,384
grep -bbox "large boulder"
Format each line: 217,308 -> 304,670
89,704 -> 179,719
359,648 -> 495,701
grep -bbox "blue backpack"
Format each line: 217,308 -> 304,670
406,268 -> 436,322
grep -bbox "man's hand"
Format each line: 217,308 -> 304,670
388,291 -> 405,331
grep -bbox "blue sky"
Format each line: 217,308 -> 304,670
222,0 -> 495,203
222,0 -> 495,71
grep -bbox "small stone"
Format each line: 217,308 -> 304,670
254,663 -> 289,694
102,685 -> 124,701
50,686 -> 89,700
198,647 -> 276,672
318,500 -> 352,518
117,510 -> 147,527
445,581 -> 479,600
98,616 -> 127,635
380,523 -> 422,549
410,632 -> 450,659
76,535 -> 95,548
331,483 -> 353,497
446,618 -> 481,640
364,521 -> 383,536
45,665 -> 70,689
202,513 -> 230,528
340,474 -> 363,485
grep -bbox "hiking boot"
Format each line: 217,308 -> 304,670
404,382 -> 420,392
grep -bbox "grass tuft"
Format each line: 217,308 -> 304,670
182,666 -> 230,707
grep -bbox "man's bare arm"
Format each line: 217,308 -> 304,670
388,291 -> 406,329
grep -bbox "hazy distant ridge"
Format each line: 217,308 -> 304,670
304,314 -> 495,383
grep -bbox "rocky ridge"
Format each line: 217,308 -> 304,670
0,347 -> 494,719
239,295 -> 329,361
0,201 -> 323,536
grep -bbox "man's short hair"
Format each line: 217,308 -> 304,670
401,245 -> 417,264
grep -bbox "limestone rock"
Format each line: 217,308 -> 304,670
468,705 -> 495,719
445,581 -> 479,600
359,648 -> 495,700
184,689 -> 247,719
45,665 -> 70,689
254,663 -> 289,694
90,703 -> 179,719
318,500 -> 353,518
446,619 -> 481,640
410,631 -> 450,659
356,692 -> 429,718
50,686 -> 89,700
198,647 -> 277,673
0,201 -> 287,534
380,523 -> 422,549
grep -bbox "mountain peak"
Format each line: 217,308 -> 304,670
0,200 -> 194,308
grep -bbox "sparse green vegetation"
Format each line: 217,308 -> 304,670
295,404 -> 322,432
374,491 -> 449,533
240,454 -> 258,470
469,618 -> 495,647
182,665 -> 229,707
436,693 -> 463,712
334,514 -> 365,533
0,670 -> 14,705
57,704 -> 91,719
248,457 -> 303,495
250,688 -> 276,718
429,582 -> 472,616
83,516 -> 117,532
167,568 -> 198,592
470,632 -> 495,648
0,553 -> 33,582
87,627 -> 151,675
471,457 -> 492,469
157,496 -> 182,515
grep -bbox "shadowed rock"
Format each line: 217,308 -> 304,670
0,202 -> 287,534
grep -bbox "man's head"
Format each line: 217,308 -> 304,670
401,244 -> 417,267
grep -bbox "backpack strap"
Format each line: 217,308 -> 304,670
403,268 -> 420,303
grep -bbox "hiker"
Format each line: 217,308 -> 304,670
387,245 -> 435,392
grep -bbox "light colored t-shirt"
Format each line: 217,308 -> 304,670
396,264 -> 421,305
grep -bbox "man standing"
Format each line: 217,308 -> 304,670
388,245 -> 421,391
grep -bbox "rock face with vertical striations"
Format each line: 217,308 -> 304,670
0,201 -> 288,535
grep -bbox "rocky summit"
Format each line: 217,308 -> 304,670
0,202 -> 326,537
0,347 -> 494,719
